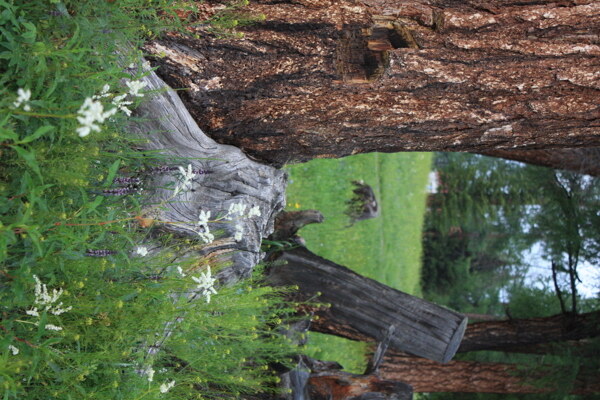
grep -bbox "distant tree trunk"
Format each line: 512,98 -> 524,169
478,148 -> 600,177
485,339 -> 598,358
379,353 -> 600,394
266,246 -> 467,363
147,0 -> 600,166
458,310 -> 600,352
311,306 -> 600,353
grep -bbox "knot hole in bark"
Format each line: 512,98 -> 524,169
336,19 -> 418,84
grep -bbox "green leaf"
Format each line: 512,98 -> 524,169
27,228 -> 43,256
104,159 -> 121,188
17,125 -> 54,144
21,22 -> 36,44
11,145 -> 43,181
84,196 -> 104,214
0,127 -> 18,141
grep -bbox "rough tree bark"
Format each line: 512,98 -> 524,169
146,0 -> 600,166
379,352 -> 600,394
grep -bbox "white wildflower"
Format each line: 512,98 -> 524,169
176,266 -> 186,277
198,210 -> 211,227
13,88 -> 31,111
146,367 -> 155,382
160,380 -> 176,393
33,275 -> 63,307
226,203 -> 247,219
50,303 -> 72,316
196,210 -> 214,243
111,93 -> 133,117
135,246 -> 149,257
233,223 -> 244,242
192,266 -> 218,303
173,164 -> 196,195
197,226 -> 214,244
126,80 -> 147,97
8,345 -> 19,355
45,324 -> 62,331
247,205 -> 261,218
76,97 -> 117,137
31,275 -> 71,316
26,308 -> 39,317
93,84 -> 111,100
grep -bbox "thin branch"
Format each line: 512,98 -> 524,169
551,262 -> 567,314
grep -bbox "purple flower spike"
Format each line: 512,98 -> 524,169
102,187 -> 137,196
114,177 -> 142,185
85,249 -> 117,257
148,166 -> 213,175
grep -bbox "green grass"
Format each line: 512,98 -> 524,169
285,152 -> 432,372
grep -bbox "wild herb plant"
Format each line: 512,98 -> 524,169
1,1 -> 297,398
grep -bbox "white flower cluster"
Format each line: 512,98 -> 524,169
143,366 -> 155,382
8,344 -> 19,356
13,88 -> 31,111
225,203 -> 262,242
77,79 -> 147,137
190,201 -> 262,245
135,246 -> 149,257
26,275 -> 72,332
173,164 -> 196,196
196,209 -> 214,244
126,80 -> 147,97
160,380 -> 176,393
76,98 -> 118,137
93,84 -> 134,117
192,266 -> 218,303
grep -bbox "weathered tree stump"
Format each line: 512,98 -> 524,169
127,63 -> 287,282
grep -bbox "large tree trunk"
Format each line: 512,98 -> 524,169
146,0 -> 600,166
458,311 -> 600,352
379,353 -> 600,394
478,148 -> 600,177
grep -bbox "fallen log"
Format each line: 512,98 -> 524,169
267,251 -> 466,362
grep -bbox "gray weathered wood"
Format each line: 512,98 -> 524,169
127,62 -> 287,283
267,247 -> 467,363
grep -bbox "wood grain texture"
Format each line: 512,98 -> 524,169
127,62 -> 287,283
267,247 -> 468,363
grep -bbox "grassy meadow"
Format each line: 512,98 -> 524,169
285,152 -> 432,372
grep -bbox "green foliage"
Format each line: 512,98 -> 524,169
1,1 -> 296,398
422,153 -> 600,316
285,152 -> 431,372
422,153 -> 600,399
